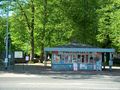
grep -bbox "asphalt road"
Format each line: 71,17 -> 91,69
0,73 -> 120,90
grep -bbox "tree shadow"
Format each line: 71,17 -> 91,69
0,64 -> 120,82
0,64 -> 51,75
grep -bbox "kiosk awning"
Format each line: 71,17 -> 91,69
44,48 -> 115,52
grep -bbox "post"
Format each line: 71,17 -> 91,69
44,51 -> 47,67
4,0 -> 10,70
103,53 -> 106,70
109,53 -> 113,72
100,53 -> 102,71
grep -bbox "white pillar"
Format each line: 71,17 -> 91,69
109,53 -> 113,71
110,53 -> 112,60
100,53 -> 102,71
44,51 -> 47,67
88,52 -> 90,64
84,53 -> 86,63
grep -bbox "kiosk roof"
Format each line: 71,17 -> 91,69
44,43 -> 115,52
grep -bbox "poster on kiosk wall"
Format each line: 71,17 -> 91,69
80,64 -> 87,70
73,61 -> 78,71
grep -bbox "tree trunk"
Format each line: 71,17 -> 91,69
40,0 -> 47,63
40,44 -> 44,63
30,27 -> 34,60
30,0 -> 35,61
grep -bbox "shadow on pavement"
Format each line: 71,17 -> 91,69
0,64 -> 120,76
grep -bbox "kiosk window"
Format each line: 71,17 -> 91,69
86,55 -> 88,63
78,55 -> 81,59
90,56 -> 93,63
82,55 -> 84,63
78,55 -> 81,63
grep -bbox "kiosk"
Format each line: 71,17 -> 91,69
44,43 -> 115,71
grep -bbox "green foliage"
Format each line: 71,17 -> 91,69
0,17 -> 6,52
97,0 -> 120,50
61,0 -> 99,45
0,0 -> 120,55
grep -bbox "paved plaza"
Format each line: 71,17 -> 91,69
0,64 -> 120,90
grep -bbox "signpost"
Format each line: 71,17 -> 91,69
14,51 -> 24,70
14,51 -> 23,58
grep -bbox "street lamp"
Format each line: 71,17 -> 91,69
4,0 -> 10,70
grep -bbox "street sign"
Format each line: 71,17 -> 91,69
5,58 -> 8,63
8,54 -> 11,59
25,56 -> 29,61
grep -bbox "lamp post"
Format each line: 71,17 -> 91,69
4,0 -> 10,70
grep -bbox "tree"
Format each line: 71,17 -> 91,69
60,0 -> 99,46
0,17 -> 6,52
1,0 -> 120,61
97,0 -> 120,51
12,0 -> 35,60
0,0 -> 9,53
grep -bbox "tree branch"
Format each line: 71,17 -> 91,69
16,0 -> 31,31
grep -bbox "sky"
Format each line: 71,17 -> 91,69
0,1 -> 13,17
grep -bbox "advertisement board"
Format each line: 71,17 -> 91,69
14,51 -> 23,58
